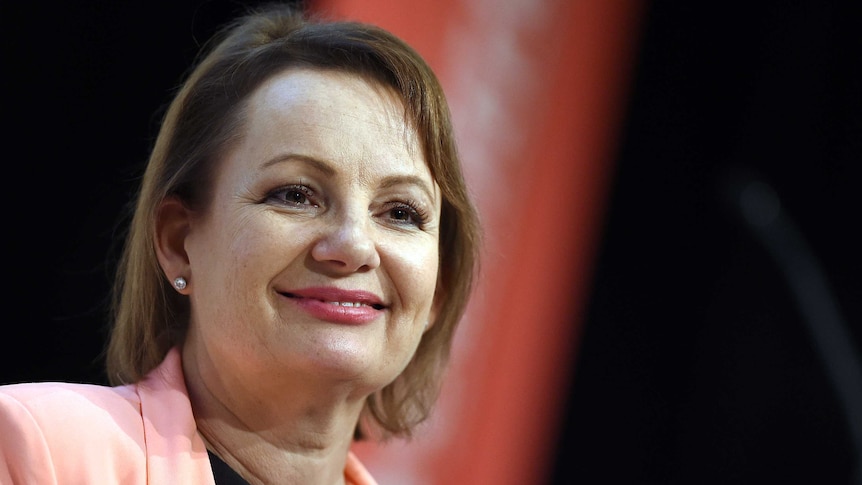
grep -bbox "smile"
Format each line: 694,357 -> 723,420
327,301 -> 377,308
279,287 -> 387,324
282,293 -> 386,310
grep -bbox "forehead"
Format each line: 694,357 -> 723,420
249,69 -> 411,139
238,68 -> 427,175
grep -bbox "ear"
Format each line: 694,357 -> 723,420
154,196 -> 192,292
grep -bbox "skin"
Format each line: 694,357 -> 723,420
154,68 -> 442,484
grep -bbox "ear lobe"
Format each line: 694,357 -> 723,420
154,196 -> 192,287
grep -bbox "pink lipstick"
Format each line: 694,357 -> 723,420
279,287 -> 386,324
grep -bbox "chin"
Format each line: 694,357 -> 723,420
298,343 -> 394,385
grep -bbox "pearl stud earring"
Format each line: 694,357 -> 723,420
173,277 -> 187,291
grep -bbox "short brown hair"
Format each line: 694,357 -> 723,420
106,3 -> 480,439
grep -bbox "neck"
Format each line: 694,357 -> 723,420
182,344 -> 367,485
197,418 -> 355,485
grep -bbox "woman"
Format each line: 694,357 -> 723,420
0,3 -> 480,484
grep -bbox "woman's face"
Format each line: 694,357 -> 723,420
181,69 -> 440,398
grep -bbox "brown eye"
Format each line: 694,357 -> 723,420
391,208 -> 411,221
285,189 -> 308,204
382,202 -> 428,229
267,185 -> 318,207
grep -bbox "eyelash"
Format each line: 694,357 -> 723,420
267,185 -> 318,207
385,200 -> 430,229
265,185 -> 429,229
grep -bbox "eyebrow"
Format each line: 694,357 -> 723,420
262,154 -> 336,176
262,153 -> 438,203
378,174 -> 438,205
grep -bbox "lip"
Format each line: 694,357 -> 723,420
278,287 -> 386,325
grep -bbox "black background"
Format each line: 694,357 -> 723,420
3,1 -> 861,484
552,1 -> 862,484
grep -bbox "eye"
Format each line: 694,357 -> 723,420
383,201 -> 429,229
391,207 -> 411,221
267,185 -> 318,207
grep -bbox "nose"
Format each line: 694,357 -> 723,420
310,212 -> 381,273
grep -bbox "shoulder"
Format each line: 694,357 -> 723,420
345,451 -> 379,485
0,381 -> 148,483
1,380 -> 140,409
0,381 -> 143,436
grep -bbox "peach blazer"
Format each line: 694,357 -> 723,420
0,347 -> 377,484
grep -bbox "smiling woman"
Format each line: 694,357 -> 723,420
0,3 -> 480,484
164,69 -> 444,424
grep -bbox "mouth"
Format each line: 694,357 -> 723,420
282,293 -> 386,311
278,287 -> 387,325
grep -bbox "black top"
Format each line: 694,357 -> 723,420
208,450 -> 251,485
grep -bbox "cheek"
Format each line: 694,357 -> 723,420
190,216 -> 303,337
389,240 -> 440,309
227,214 -> 305,273
191,213 -> 293,302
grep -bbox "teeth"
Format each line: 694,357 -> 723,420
327,301 -> 365,307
